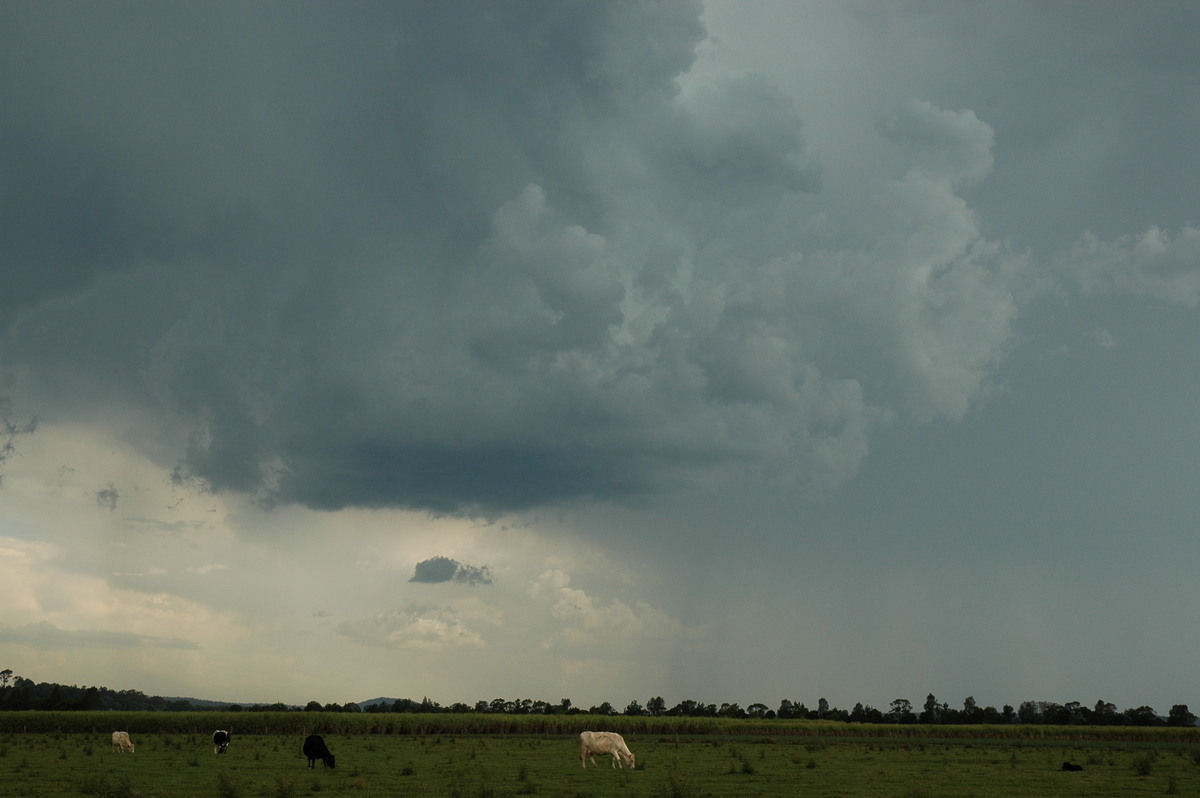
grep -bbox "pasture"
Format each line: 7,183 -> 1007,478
1,714 -> 1198,797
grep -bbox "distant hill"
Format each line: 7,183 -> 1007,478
161,696 -> 240,709
357,697 -> 401,708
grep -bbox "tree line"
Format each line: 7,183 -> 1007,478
2,669 -> 1194,727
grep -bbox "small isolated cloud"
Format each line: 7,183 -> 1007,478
185,563 -> 228,576
1091,327 -> 1117,349
95,482 -> 119,511
410,556 -> 493,586
0,620 -> 198,650
336,604 -> 485,649
111,567 -> 168,578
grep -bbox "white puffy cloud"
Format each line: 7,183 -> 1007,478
1059,225 -> 1200,307
337,604 -> 486,650
529,569 -> 698,647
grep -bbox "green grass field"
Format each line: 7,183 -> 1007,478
1,715 -> 1198,797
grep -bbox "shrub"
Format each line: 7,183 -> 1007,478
216,771 -> 241,798
79,773 -> 134,798
660,772 -> 698,798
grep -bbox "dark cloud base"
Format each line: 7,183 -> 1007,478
0,622 -> 198,651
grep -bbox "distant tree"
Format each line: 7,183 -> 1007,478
1041,702 -> 1069,725
817,697 -> 829,719
1123,705 -> 1164,726
646,696 -> 666,716
304,701 -> 323,712
1168,705 -> 1197,727
920,693 -> 940,724
1017,701 -> 1040,724
961,696 -> 978,723
1093,700 -> 1118,725
0,669 -> 12,688
1064,701 -> 1086,724
669,699 -> 699,716
718,702 -> 745,719
888,699 -> 914,724
559,698 -> 573,714
747,703 -> 770,719
623,700 -> 645,716
1001,704 -> 1015,723
590,701 -> 616,715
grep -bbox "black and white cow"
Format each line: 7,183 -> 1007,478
213,730 -> 231,754
303,734 -> 335,769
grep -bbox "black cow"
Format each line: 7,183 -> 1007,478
1061,761 -> 1083,771
303,734 -> 336,769
213,730 -> 231,754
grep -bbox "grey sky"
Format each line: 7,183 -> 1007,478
1,0 -> 1197,712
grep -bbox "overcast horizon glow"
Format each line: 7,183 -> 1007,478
2,0 -> 1198,713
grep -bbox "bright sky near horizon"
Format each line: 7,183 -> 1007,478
2,1 -> 1198,713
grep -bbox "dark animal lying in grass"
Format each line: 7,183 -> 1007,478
303,734 -> 336,768
1061,761 -> 1083,771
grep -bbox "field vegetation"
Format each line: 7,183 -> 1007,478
1,712 -> 1199,797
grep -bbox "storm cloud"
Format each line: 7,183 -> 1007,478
2,1 -> 1199,711
1,0 -> 1028,516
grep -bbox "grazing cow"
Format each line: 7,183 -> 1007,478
111,731 -> 135,753
303,734 -> 336,769
579,731 -> 635,769
213,730 -> 231,754
1061,761 -> 1084,771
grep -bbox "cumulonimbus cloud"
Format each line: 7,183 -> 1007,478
0,1 -> 1066,517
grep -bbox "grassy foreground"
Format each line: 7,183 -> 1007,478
1,714 -> 1198,797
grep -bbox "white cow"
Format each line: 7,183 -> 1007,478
579,730 -> 635,769
111,731 -> 135,753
